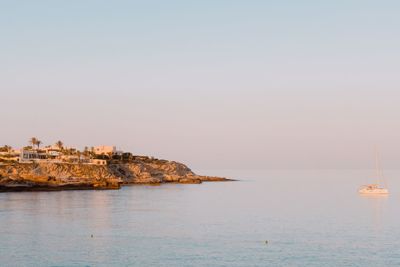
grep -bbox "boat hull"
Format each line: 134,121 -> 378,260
358,188 -> 389,194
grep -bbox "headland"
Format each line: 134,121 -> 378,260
0,139 -> 231,192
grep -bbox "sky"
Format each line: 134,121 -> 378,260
1,0 -> 400,170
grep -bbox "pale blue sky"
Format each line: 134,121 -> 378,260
1,1 -> 400,169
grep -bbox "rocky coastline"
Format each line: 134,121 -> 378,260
0,157 -> 232,192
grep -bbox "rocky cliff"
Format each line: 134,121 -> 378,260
0,158 -> 230,192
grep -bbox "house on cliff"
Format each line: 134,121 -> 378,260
93,145 -> 123,156
20,150 -> 49,162
90,159 -> 107,165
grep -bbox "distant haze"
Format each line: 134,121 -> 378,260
2,1 -> 400,170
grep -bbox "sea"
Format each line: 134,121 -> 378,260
0,169 -> 399,267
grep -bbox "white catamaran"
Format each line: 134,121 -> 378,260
359,150 -> 389,195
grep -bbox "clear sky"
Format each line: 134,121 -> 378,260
1,1 -> 400,170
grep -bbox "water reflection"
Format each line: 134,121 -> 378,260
359,194 -> 388,232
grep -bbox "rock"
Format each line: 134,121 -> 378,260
0,163 -> 122,191
197,176 -> 234,182
0,157 -> 231,192
177,178 -> 202,184
108,159 -> 230,184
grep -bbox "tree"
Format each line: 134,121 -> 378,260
77,151 -> 82,163
55,141 -> 64,151
29,137 -> 38,149
4,145 -> 12,153
0,145 -> 12,153
90,147 -> 95,159
36,140 -> 42,149
83,147 -> 90,158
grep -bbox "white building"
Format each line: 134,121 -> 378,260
90,159 -> 107,165
93,146 -> 122,155
20,150 -> 47,162
43,144 -> 62,151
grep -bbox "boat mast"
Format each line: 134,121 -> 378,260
375,147 -> 388,188
375,147 -> 380,185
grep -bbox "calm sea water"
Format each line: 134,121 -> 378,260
1,169 -> 399,267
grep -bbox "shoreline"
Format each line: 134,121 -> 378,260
0,161 -> 233,192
